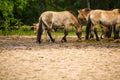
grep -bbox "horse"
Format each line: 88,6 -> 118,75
78,8 -> 112,39
78,8 -> 94,38
86,9 -> 120,41
33,23 -> 39,33
78,8 -> 91,25
36,11 -> 82,44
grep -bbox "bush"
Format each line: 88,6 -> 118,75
19,25 -> 32,31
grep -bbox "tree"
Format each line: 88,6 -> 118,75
87,0 -> 91,9
1,0 -> 120,32
40,0 -> 46,12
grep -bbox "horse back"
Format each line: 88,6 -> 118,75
89,9 -> 120,25
40,11 -> 53,23
39,11 -> 80,30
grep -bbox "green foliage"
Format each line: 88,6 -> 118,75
0,0 -> 28,35
0,0 -> 120,36
19,25 -> 32,31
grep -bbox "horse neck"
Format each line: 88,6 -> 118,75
84,11 -> 91,20
74,22 -> 81,29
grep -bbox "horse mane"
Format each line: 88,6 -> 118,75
68,11 -> 77,17
83,8 -> 91,12
112,9 -> 120,14
68,11 -> 81,24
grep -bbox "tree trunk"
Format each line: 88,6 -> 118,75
40,0 -> 46,13
87,0 -> 91,9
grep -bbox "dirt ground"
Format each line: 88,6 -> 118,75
0,36 -> 120,80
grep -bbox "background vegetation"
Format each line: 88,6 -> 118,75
0,0 -> 120,35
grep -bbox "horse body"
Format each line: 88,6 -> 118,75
86,9 -> 120,40
41,11 -> 79,28
90,10 -> 118,25
37,11 -> 82,44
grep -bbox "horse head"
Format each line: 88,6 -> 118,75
33,23 -> 39,33
78,8 -> 91,25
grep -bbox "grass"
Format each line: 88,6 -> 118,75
0,30 -> 35,36
0,25 -> 118,38
0,26 -> 119,44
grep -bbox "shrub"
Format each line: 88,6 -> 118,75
19,25 -> 32,31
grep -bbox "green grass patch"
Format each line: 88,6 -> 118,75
0,25 -> 35,36
0,30 -> 35,36
0,25 -> 119,38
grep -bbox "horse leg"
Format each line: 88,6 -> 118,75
113,25 -> 117,39
100,25 -> 110,39
44,30 -> 50,42
94,28 -> 99,41
90,29 -> 94,38
100,25 -> 105,39
116,24 -> 120,39
61,29 -> 68,42
47,29 -> 55,42
37,19 -> 43,44
100,29 -> 104,39
115,30 -> 119,39
37,28 -> 43,43
108,26 -> 112,38
86,16 -> 91,40
113,25 -> 119,39
76,27 -> 82,41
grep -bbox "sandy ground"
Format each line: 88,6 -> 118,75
0,36 -> 120,80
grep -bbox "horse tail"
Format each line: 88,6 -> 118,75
37,17 -> 43,44
86,15 -> 92,40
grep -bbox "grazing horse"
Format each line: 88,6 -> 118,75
33,23 -> 39,33
37,11 -> 82,44
86,9 -> 120,41
78,8 -> 112,39
78,8 -> 94,38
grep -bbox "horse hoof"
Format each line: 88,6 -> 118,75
90,35 -> 94,38
36,41 -> 41,44
52,39 -> 55,43
85,36 -> 89,40
114,36 -> 119,39
77,39 -> 81,42
61,39 -> 67,43
61,39 -> 64,43
96,39 -> 100,41
100,35 -> 105,39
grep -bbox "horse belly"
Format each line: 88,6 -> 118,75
101,19 -> 116,25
